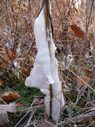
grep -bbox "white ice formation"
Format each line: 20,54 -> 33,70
25,1 -> 65,121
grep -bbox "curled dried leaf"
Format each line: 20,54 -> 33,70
2,92 -> 21,103
71,24 -> 85,39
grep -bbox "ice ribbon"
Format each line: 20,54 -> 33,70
25,3 -> 65,121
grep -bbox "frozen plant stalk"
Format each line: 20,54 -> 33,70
25,0 -> 65,121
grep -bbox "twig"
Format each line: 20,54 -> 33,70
86,0 -> 95,34
45,119 -> 56,127
86,120 -> 95,127
15,100 -> 36,127
58,110 -> 95,126
0,98 -> 7,104
50,84 -> 53,119
24,122 -> 34,127
24,36 -> 35,58
26,113 -> 34,126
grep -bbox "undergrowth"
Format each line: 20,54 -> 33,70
2,73 -> 95,127
1,74 -> 43,127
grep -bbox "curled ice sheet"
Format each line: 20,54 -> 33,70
25,6 -> 54,89
25,1 -> 65,121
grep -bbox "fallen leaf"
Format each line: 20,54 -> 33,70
71,24 -> 85,39
2,92 -> 21,103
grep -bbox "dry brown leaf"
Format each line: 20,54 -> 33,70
8,48 -> 16,60
22,68 -> 30,76
2,92 -> 21,103
71,24 -> 85,39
